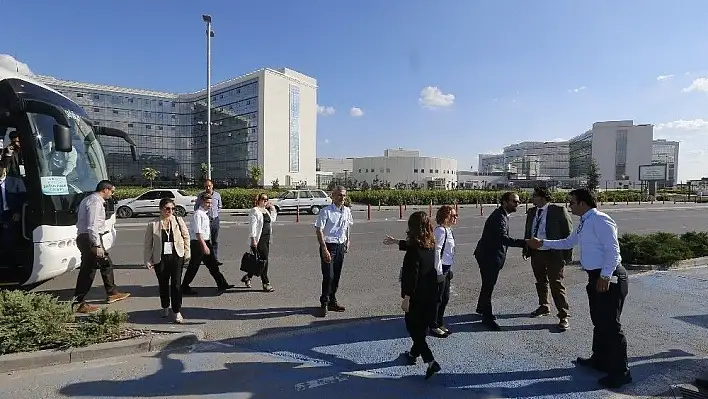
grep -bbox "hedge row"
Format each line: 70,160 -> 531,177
112,187 -> 681,209
0,290 -> 128,355
619,231 -> 708,266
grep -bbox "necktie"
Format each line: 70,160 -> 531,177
532,209 -> 543,236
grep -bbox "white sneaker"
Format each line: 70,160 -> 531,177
161,308 -> 170,318
174,312 -> 184,324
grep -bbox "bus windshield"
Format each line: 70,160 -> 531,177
30,110 -> 108,196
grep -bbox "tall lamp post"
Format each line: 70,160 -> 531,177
202,14 -> 214,180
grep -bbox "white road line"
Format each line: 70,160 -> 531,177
294,374 -> 349,392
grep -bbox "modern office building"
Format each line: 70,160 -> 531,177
352,149 -> 458,189
477,141 -> 570,185
569,120 -> 653,187
652,139 -> 680,186
37,68 -> 317,188
315,157 -> 354,189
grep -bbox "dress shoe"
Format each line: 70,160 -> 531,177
425,361 -> 441,379
576,357 -> 609,373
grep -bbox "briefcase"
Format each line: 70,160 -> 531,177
240,249 -> 265,276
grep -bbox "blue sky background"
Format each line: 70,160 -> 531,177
2,0 -> 708,181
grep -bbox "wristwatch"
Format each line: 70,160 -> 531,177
600,275 -> 611,281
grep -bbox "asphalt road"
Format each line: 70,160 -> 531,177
38,202 -> 708,342
5,203 -> 707,398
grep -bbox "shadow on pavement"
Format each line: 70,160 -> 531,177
54,332 -> 708,398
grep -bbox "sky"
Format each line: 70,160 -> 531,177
1,0 -> 708,181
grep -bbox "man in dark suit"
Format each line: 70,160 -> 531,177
523,186 -> 573,331
473,191 -> 527,330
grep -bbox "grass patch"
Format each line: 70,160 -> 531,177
620,231 -> 708,266
0,291 -> 129,355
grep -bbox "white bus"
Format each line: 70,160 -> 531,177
0,65 -> 137,289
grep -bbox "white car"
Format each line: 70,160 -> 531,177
269,189 -> 332,214
116,189 -> 197,218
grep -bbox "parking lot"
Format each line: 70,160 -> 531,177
5,202 -> 707,398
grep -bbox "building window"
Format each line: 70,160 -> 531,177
386,168 -> 390,173
93,108 -> 100,112
435,169 -> 439,173
358,169 -> 362,173
93,95 -> 99,100
128,123 -> 133,127
429,169 -> 433,173
113,110 -> 119,114
380,168 -> 384,173
76,93 -> 84,98
414,169 -> 418,173
146,125 -> 151,129
288,85 -> 301,173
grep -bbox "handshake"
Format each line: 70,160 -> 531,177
525,237 -> 543,250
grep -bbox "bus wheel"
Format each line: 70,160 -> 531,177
116,206 -> 133,218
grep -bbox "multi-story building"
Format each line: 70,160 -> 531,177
315,157 -> 354,189
352,149 -> 458,189
652,139 -> 680,186
478,153 -> 506,174
37,68 -> 317,188
569,120 -> 653,187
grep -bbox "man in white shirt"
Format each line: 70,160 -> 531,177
527,188 -> 631,389
194,179 -> 223,266
73,180 -> 130,313
181,192 -> 233,295
314,186 -> 353,317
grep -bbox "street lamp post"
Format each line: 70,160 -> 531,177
202,14 -> 214,180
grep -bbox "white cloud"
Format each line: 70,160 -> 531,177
324,138 -> 330,144
317,105 -> 336,116
654,119 -> 708,131
657,74 -> 674,81
419,86 -> 455,108
567,86 -> 586,93
0,54 -> 34,76
349,107 -> 364,117
682,78 -> 708,93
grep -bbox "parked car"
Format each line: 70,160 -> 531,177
269,189 -> 332,214
116,189 -> 197,218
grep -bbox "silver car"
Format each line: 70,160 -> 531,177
116,189 -> 197,218
270,189 -> 332,214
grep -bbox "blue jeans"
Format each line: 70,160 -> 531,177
320,243 -> 345,305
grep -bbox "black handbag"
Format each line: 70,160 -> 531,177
240,247 -> 265,276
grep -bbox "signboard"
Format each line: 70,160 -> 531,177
40,176 -> 70,195
639,164 -> 667,181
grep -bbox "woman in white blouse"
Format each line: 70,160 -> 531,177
430,205 -> 457,337
242,193 -> 277,292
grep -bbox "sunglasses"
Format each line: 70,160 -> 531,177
163,207 -> 174,211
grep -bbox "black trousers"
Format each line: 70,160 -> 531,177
586,266 -> 629,375
405,299 -> 436,363
248,235 -> 270,284
320,243 -> 345,305
181,240 -> 228,289
475,257 -> 502,321
73,233 -> 117,303
154,255 -> 183,312
210,217 -> 220,261
432,269 -> 452,328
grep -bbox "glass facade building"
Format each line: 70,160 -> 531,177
652,139 -> 680,185
36,68 -> 317,187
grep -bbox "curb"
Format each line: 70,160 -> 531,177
0,328 -> 204,373
624,256 -> 708,271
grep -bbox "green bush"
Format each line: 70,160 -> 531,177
0,291 -> 129,355
619,231 -> 708,266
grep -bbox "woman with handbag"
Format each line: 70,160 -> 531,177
143,197 -> 191,323
241,193 -> 277,292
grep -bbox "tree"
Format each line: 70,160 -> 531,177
142,167 -> 159,188
587,159 -> 601,191
200,163 -> 211,182
271,178 -> 280,190
248,165 -> 263,188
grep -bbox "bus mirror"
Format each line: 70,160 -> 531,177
130,146 -> 138,161
53,125 -> 72,152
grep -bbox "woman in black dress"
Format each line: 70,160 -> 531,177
400,211 -> 441,379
